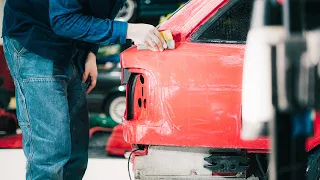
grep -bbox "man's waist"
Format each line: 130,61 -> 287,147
6,33 -> 91,58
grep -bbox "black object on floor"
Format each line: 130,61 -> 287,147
88,130 -> 121,159
89,131 -> 111,158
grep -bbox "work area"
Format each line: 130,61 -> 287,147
0,0 -> 320,180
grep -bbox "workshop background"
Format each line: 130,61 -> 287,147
0,1 -> 186,179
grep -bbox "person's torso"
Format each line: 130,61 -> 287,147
2,0 -> 123,61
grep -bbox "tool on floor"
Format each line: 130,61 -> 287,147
137,30 -> 175,50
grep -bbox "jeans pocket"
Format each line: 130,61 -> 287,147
18,50 -> 72,81
14,80 -> 31,126
8,37 -> 27,56
3,37 -> 28,79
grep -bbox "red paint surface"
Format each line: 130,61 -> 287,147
0,134 -> 22,149
106,125 -> 132,156
158,0 -> 228,43
0,108 -> 17,123
120,0 -> 320,152
277,0 -> 284,4
307,112 -> 320,152
89,127 -> 113,137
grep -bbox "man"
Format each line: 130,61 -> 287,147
2,0 -> 167,179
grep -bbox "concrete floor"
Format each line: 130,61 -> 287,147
0,149 -> 130,180
0,131 -> 131,180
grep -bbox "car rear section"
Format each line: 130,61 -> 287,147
120,0 -> 268,179
121,44 -> 268,179
120,0 -> 320,179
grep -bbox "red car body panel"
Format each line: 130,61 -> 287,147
121,0 -> 320,152
0,134 -> 22,149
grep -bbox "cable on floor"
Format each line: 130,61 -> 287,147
128,149 -> 140,180
255,154 -> 267,180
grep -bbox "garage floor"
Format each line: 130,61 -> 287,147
0,132 -> 131,180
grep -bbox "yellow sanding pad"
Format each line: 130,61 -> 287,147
160,30 -> 173,41
137,30 -> 175,50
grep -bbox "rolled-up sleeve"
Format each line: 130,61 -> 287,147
90,44 -> 100,55
49,0 -> 128,45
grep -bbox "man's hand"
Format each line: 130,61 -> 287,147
82,52 -> 98,94
127,23 -> 167,51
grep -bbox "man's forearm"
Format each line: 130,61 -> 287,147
49,0 -> 128,45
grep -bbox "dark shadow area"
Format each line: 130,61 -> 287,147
88,131 -> 124,159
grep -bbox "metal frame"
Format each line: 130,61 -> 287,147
133,146 -> 251,180
265,0 -> 315,179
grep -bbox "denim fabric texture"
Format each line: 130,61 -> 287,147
3,36 -> 90,180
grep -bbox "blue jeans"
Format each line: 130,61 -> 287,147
3,37 -> 90,180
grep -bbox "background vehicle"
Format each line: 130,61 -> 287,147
0,47 -> 14,109
87,62 -> 126,124
0,108 -> 17,136
106,124 -> 131,156
120,0 -> 320,179
115,0 -> 188,22
0,44 -> 17,135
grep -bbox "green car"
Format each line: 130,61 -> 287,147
89,113 -> 119,129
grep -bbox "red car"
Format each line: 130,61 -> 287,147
120,0 -> 320,179
106,124 -> 131,156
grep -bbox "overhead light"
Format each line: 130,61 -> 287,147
118,85 -> 125,92
110,72 -> 121,77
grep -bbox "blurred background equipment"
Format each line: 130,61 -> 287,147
0,108 -> 17,136
159,3 -> 185,24
90,113 -> 119,129
0,41 -> 20,148
0,42 -> 17,137
115,0 -> 187,23
87,60 -> 126,124
0,47 -> 14,109
241,0 -> 320,179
